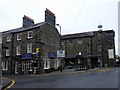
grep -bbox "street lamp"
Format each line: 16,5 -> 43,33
56,24 -> 61,49
56,24 -> 62,72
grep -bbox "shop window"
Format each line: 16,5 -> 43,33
6,49 -> 10,56
27,43 -> 32,53
7,36 -> 11,42
16,45 -> 21,55
44,60 -> 50,69
28,31 -> 33,39
22,61 -> 32,71
2,61 -> 8,70
17,34 -> 21,40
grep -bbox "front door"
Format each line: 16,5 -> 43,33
15,62 -> 19,74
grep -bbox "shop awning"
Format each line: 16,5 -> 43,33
87,54 -> 102,58
65,54 -> 102,59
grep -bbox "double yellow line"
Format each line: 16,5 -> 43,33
2,77 -> 15,90
97,68 -> 112,72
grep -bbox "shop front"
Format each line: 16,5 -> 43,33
20,53 -> 43,74
75,55 -> 88,71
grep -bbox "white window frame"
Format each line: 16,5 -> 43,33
22,61 -> 32,71
44,60 -> 50,69
6,49 -> 10,56
16,45 -> 21,55
61,41 -> 65,45
17,34 -> 21,40
2,61 -> 8,70
78,40 -> 83,44
27,43 -> 32,53
7,36 -> 11,42
28,31 -> 33,39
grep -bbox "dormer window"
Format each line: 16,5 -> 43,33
7,36 -> 11,42
28,31 -> 33,39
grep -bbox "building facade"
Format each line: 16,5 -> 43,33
0,32 -> 2,89
2,9 -> 61,74
61,28 -> 116,70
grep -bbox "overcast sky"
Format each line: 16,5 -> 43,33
0,0 -> 119,54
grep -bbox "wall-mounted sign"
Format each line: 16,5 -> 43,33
36,48 -> 40,53
108,49 -> 114,59
49,52 -> 56,58
57,50 -> 65,57
21,54 -> 32,59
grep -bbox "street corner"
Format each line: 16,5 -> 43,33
2,77 -> 15,90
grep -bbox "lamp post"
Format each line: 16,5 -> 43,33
56,24 -> 61,49
56,24 -> 62,72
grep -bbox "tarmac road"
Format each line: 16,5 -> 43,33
3,68 -> 119,89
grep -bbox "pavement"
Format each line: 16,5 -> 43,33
2,78 -> 12,90
2,67 -> 113,89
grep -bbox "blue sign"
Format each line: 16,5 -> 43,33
49,52 -> 56,58
21,54 -> 32,59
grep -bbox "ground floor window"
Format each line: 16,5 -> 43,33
44,60 -> 50,69
54,61 -> 57,68
22,61 -> 32,71
54,59 -> 60,69
2,61 -> 8,70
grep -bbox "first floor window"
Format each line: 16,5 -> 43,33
22,61 -> 32,71
6,49 -> 10,56
68,40 -> 72,44
2,61 -> 8,70
78,40 -> 83,44
27,43 -> 32,53
16,45 -> 20,55
61,41 -> 65,45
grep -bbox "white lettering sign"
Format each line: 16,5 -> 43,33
57,50 -> 65,57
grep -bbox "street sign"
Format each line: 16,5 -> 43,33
57,50 -> 65,57
21,54 -> 32,59
36,48 -> 40,53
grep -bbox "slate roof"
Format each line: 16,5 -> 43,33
61,31 -> 94,39
3,22 -> 47,34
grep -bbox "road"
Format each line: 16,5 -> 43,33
3,68 -> 119,89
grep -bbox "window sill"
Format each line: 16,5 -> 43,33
2,69 -> 8,70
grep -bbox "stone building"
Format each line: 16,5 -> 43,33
61,26 -> 116,70
2,9 -> 60,74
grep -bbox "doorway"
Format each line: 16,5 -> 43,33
15,62 -> 19,74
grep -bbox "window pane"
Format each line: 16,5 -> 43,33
27,43 -> 32,53
28,31 -> 33,38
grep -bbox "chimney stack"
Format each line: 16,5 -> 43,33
45,8 -> 56,26
23,15 -> 34,27
98,24 -> 103,31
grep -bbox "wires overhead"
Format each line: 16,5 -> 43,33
71,0 -> 87,31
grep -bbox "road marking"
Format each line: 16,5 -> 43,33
2,77 -> 15,89
97,68 -> 113,72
